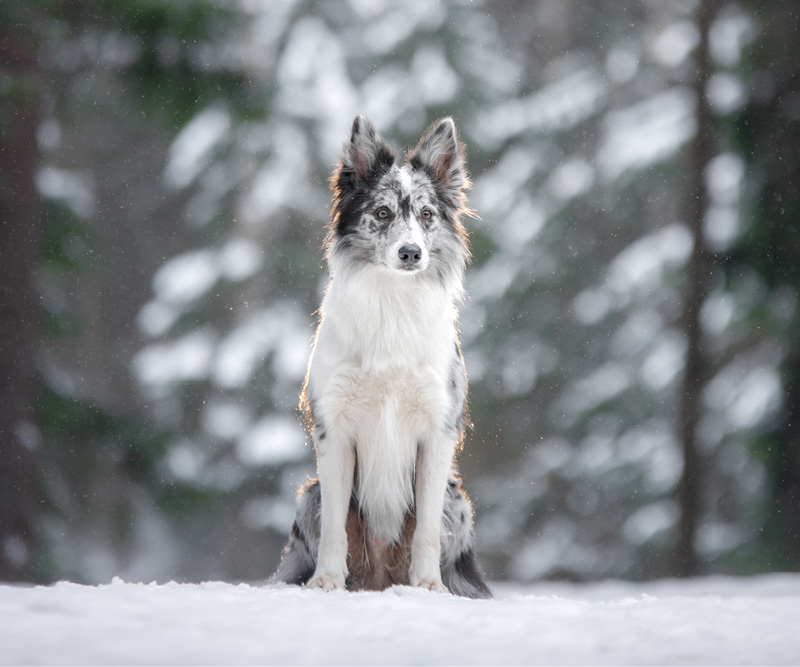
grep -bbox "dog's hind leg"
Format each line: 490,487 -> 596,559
439,479 -> 493,599
272,480 -> 321,586
274,476 -> 492,598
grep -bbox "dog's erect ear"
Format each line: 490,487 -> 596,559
408,118 -> 468,192
343,115 -> 395,181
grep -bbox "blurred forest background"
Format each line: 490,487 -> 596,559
1,0 -> 799,585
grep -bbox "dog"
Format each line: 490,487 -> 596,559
273,116 -> 491,599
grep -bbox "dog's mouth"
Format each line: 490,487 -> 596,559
398,263 -> 421,272
394,261 -> 427,274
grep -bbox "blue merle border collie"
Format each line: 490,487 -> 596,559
273,116 -> 491,599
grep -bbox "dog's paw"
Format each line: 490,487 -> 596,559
411,575 -> 448,594
306,571 -> 346,592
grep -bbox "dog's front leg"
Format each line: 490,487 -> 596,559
308,438 -> 355,591
410,437 -> 455,593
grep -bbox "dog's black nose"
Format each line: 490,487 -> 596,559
398,244 -> 422,267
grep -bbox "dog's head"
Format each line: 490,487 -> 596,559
328,116 -> 471,280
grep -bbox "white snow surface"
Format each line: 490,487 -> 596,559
2,575 -> 799,665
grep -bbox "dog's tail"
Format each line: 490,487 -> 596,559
440,479 -> 493,599
272,480 -> 320,587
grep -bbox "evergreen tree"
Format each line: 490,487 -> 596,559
0,0 -> 246,582
0,3 -> 44,581
726,0 -> 800,569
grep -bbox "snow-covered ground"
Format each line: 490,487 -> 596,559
2,575 -> 799,665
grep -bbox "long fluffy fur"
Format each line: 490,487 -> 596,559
273,116 -> 490,599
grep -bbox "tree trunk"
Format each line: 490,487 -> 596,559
674,0 -> 714,577
0,34 -> 44,582
772,338 -> 800,565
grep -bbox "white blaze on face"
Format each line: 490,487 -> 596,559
397,165 -> 414,193
390,166 -> 428,273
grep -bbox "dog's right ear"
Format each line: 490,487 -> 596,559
341,115 -> 396,182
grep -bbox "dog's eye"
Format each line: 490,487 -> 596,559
375,207 -> 390,220
421,208 -> 434,224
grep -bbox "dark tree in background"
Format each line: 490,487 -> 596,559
1,0 -> 246,582
0,6 -> 44,582
674,0 -> 800,576
674,0 -> 715,579
729,0 -> 800,567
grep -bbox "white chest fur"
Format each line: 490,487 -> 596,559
307,266 -> 459,540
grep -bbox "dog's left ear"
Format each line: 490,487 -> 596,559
408,118 -> 468,192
